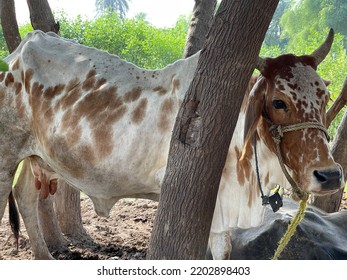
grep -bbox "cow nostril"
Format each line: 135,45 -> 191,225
313,170 -> 328,184
313,169 -> 342,190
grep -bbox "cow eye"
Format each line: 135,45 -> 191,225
272,99 -> 287,110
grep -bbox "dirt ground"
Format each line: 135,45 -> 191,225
0,194 -> 346,260
0,197 -> 157,260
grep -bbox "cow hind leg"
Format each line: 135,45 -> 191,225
13,160 -> 54,260
208,231 -> 232,260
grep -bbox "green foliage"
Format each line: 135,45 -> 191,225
259,44 -> 282,58
319,35 -> 347,136
0,27 -> 9,58
18,23 -> 34,38
261,0 -> 347,136
280,0 -> 347,49
321,0 -> 347,38
264,0 -> 291,47
0,59 -> 8,71
54,11 -> 189,69
280,0 -> 325,47
55,13 -> 87,43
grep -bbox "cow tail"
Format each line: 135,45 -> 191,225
8,191 -> 20,251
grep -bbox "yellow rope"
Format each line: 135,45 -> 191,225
272,196 -> 308,260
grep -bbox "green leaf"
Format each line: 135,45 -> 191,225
0,59 -> 9,71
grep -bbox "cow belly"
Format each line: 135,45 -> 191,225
89,192 -> 159,217
66,173 -> 161,199
40,148 -> 162,190
53,166 -> 161,217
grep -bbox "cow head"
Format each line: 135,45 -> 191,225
243,29 -> 343,196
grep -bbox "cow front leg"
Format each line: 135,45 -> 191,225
13,160 -> 54,260
209,231 -> 232,260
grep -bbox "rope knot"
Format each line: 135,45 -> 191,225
270,124 -> 283,143
295,189 -> 310,201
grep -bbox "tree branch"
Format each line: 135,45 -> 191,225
326,76 -> 347,128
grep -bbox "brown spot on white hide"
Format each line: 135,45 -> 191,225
14,83 -> 25,118
153,86 -> 168,96
47,137 -> 84,178
92,127 -> 114,160
235,146 -> 253,186
82,69 -> 97,91
247,172 -> 259,208
11,58 -> 20,70
124,87 -> 142,102
24,69 -> 34,93
4,72 -> 14,87
131,98 -> 148,124
172,78 -> 180,93
157,98 -> 175,132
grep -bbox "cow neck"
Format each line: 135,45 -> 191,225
253,132 -> 283,212
254,122 -> 312,259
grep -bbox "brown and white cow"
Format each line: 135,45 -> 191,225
0,30 -> 343,260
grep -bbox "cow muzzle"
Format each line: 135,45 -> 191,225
312,166 -> 344,195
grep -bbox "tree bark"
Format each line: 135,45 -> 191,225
26,0 -> 59,33
326,76 -> 347,128
311,109 -> 347,212
0,0 -> 21,53
147,0 -> 279,260
183,0 -> 217,58
54,180 -> 88,239
310,75 -> 347,212
38,196 -> 67,252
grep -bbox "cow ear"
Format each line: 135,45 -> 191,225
240,77 -> 267,160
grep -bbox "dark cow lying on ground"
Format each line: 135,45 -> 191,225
0,30 -> 343,259
217,198 -> 347,260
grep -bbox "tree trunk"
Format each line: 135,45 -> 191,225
147,0 -> 279,260
311,109 -> 347,212
26,0 -> 59,33
38,196 -> 67,252
0,0 -> 21,53
183,0 -> 217,58
54,180 -> 88,239
326,76 -> 347,128
310,75 -> 347,212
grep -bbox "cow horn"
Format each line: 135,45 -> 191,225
255,57 -> 266,73
310,28 -> 334,66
